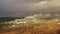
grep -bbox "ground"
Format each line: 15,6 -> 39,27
0,22 -> 60,34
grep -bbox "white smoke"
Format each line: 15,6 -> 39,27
1,13 -> 60,29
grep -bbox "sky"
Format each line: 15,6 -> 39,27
0,0 -> 60,17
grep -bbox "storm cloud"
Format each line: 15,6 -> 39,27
0,0 -> 60,17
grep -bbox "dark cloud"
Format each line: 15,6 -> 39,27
0,0 -> 60,17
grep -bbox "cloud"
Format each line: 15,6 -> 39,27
0,0 -> 60,17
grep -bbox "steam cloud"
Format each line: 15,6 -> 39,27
1,13 -> 60,29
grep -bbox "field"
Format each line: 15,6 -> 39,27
0,22 -> 60,34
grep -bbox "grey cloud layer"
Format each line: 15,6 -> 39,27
0,0 -> 60,17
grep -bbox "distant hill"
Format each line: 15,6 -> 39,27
0,17 -> 24,22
